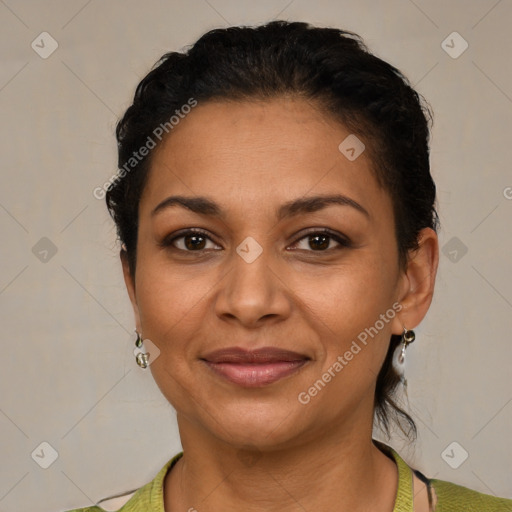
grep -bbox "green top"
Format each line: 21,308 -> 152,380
64,443 -> 512,511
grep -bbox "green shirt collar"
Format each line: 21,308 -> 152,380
130,441 -> 414,512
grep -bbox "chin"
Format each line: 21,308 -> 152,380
210,405 -> 307,450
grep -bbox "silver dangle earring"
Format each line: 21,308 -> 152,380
134,330 -> 149,369
392,327 -> 415,387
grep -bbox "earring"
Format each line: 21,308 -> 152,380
134,330 -> 149,369
392,327 -> 415,387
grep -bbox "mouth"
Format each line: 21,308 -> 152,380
200,346 -> 310,387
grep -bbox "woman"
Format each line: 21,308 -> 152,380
67,20 -> 512,512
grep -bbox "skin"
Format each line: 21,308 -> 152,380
122,97 -> 439,511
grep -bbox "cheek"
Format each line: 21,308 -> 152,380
136,263 -> 206,340
134,258 -> 208,409
308,254 -> 398,369
134,232 -> 210,327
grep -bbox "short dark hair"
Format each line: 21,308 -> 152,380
107,20 -> 439,440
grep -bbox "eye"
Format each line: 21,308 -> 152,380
161,229 -> 221,252
161,228 -> 351,254
289,229 -> 351,252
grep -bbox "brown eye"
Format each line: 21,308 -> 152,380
307,234 -> 330,251
290,229 -> 351,252
162,229 -> 221,252
161,228 -> 350,254
182,233 -> 207,250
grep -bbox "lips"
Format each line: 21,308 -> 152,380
202,346 -> 309,364
201,347 -> 310,387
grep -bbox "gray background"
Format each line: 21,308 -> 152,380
0,1 -> 511,511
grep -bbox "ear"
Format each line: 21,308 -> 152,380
391,227 -> 439,335
121,250 -> 141,332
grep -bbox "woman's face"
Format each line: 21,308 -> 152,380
124,97 -> 417,450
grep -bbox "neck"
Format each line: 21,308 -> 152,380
164,417 -> 398,512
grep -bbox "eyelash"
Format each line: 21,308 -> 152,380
160,228 -> 352,254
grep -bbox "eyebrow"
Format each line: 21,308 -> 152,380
151,194 -> 370,221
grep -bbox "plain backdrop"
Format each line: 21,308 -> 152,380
0,1 -> 511,510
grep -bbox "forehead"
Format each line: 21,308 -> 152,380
140,98 -> 391,222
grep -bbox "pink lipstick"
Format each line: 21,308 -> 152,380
201,346 -> 309,387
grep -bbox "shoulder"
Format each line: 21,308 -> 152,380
430,477 -> 512,511
63,508 -> 103,512
62,486 -> 146,512
62,451 -> 184,512
61,489 -> 138,512
378,440 -> 511,512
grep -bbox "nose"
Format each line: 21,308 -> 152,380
213,239 -> 292,328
